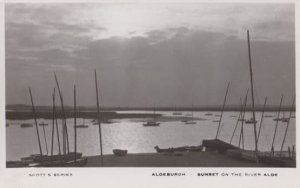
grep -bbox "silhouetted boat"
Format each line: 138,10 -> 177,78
205,113 -> 213,116
113,149 -> 128,156
281,118 -> 289,123
75,125 -> 88,128
144,121 -> 160,126
76,119 -> 88,128
202,139 -> 239,154
39,122 -> 48,126
185,121 -> 196,124
172,106 -> 182,115
154,145 -> 203,153
20,123 -> 33,128
22,152 -> 82,163
144,106 -> 160,126
185,106 -> 196,124
186,145 -> 203,152
154,146 -> 186,153
245,118 -> 257,124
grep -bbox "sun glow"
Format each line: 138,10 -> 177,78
91,4 -> 156,39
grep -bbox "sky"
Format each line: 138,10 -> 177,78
5,3 -> 295,107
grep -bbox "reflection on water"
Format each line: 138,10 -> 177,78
6,111 -> 295,161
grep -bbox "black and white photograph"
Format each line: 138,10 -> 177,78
3,2 -> 296,169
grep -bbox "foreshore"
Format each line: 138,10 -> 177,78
83,152 -> 270,167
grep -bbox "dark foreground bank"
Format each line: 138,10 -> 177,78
83,152 -> 273,167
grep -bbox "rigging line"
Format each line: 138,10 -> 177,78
253,81 -> 260,105
239,90 -> 249,150
95,69 -> 104,167
53,88 -> 61,155
42,121 -> 49,155
54,73 -> 69,155
257,96 -> 268,145
215,82 -> 230,139
270,95 -> 284,155
74,85 -> 77,164
280,95 -> 295,156
230,88 -> 249,144
51,88 -> 55,156
233,98 -> 242,145
29,88 -> 43,156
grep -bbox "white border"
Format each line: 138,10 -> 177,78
0,0 -> 299,187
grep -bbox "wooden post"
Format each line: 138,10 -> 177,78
280,96 -> 295,156
74,85 -> 77,163
95,70 -> 104,166
29,88 -> 43,156
215,82 -> 230,139
257,96 -> 268,144
247,30 -> 258,159
270,95 -> 283,155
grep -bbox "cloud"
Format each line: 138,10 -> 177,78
5,3 -> 295,106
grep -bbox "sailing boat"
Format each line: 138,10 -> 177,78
76,119 -> 89,128
19,78 -> 87,167
144,106 -> 160,126
172,105 -> 182,115
245,118 -> 257,124
185,105 -> 196,124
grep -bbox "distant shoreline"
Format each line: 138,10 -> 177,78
6,104 -> 296,112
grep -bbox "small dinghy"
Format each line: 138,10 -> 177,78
113,149 -> 128,156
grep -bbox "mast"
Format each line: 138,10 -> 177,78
42,122 -> 48,155
257,96 -> 267,144
74,85 -> 77,163
247,30 -> 258,157
54,73 -> 69,155
191,104 -> 194,121
53,89 -> 61,155
215,82 -> 230,139
51,88 -> 55,156
270,95 -> 283,155
238,93 -> 248,150
230,88 -> 248,144
153,105 -> 156,122
29,88 -> 43,156
61,96 -> 70,154
95,70 -> 104,166
230,99 -> 243,144
280,96 -> 295,156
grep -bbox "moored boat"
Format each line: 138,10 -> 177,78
20,123 -> 33,128
144,121 -> 160,126
113,149 -> 128,156
75,125 -> 88,128
245,118 -> 257,124
22,152 -> 83,163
